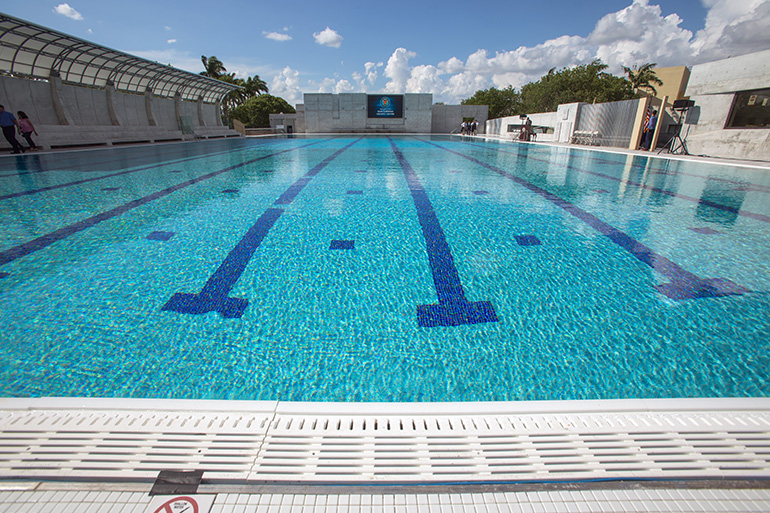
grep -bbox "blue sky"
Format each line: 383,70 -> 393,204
4,0 -> 770,105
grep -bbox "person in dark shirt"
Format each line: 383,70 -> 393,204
0,105 -> 25,154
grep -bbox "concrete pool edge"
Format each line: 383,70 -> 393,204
1,397 -> 769,486
3,395 -> 769,414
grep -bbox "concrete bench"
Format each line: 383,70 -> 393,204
1,125 -> 186,151
192,127 -> 241,139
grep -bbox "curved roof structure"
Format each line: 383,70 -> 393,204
0,12 -> 240,103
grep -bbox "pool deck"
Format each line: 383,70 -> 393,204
1,397 -> 769,512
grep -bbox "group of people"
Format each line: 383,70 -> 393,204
460,120 -> 478,136
0,104 -> 38,154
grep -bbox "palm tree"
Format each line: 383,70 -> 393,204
622,63 -> 663,97
200,55 -> 227,79
243,75 -> 268,95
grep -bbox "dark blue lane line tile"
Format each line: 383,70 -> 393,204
169,170 -> 183,173
0,140 -> 327,267
464,140 -> 770,224
0,138 -> 273,178
355,169 -> 368,173
0,145 -> 261,201
515,235 -> 541,246
274,139 -> 362,206
593,188 -> 610,194
347,190 -> 363,195
222,189 -> 239,194
449,171 -> 462,174
424,139 -> 749,301
473,190 -> 489,195
146,231 -> 175,241
263,169 -> 275,173
102,187 -> 120,192
163,139 -> 361,319
0,272 -> 8,279
389,138 -> 497,328
689,227 -> 722,235
593,156 -> 770,194
330,239 -> 355,250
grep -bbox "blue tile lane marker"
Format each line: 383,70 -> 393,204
424,140 -> 749,301
0,272 -> 8,279
147,231 -> 175,241
102,187 -> 120,192
388,138 -> 498,327
161,208 -> 283,318
0,140 -> 325,268
473,190 -> 489,195
515,235 -> 541,246
347,190 -> 363,195
689,227 -> 722,235
465,141 -> 770,225
222,189 -> 239,194
162,138 -> 362,318
330,240 -> 355,250
0,145 -> 258,202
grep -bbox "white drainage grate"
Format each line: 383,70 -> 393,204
249,410 -> 770,482
1,398 -> 769,483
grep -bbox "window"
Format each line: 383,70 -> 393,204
726,88 -> 770,128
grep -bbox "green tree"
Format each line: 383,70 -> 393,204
200,55 -> 226,78
461,86 -> 522,118
520,60 -> 637,113
622,63 -> 663,97
229,94 -> 295,127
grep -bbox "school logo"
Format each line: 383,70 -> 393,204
379,97 -> 391,109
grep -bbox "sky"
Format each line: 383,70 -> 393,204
4,0 -> 770,106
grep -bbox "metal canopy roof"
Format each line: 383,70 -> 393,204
0,12 -> 240,103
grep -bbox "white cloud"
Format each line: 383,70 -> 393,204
87,28 -> 93,35
164,25 -> 171,31
384,48 -> 417,93
405,65 -> 443,93
691,0 -> 770,61
167,39 -> 176,44
53,3 -> 83,20
264,31 -> 292,42
313,27 -> 343,48
270,66 -> 302,106
438,57 -> 465,74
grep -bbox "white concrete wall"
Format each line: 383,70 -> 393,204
684,49 -> 770,161
486,112 -> 557,141
0,74 -> 236,150
302,93 -> 432,133
431,104 -> 488,133
0,77 -> 59,125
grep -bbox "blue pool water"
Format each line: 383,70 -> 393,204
0,135 -> 768,401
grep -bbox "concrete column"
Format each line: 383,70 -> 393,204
629,97 -> 650,150
197,96 -> 205,126
105,80 -> 120,126
215,100 -> 223,126
145,87 -> 157,126
174,91 -> 182,131
48,71 -> 73,125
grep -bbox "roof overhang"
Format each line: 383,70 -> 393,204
0,12 -> 241,103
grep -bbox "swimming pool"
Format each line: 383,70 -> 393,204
0,135 -> 768,402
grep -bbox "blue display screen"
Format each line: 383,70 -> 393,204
367,95 -> 403,118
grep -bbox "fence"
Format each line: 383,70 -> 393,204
573,99 -> 641,148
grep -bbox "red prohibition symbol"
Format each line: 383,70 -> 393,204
153,496 -> 199,513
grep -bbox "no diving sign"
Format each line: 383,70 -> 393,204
146,495 -> 215,513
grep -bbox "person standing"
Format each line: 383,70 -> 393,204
17,111 -> 38,151
0,104 -> 25,154
643,109 -> 658,150
471,120 -> 478,135
524,116 -> 533,141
